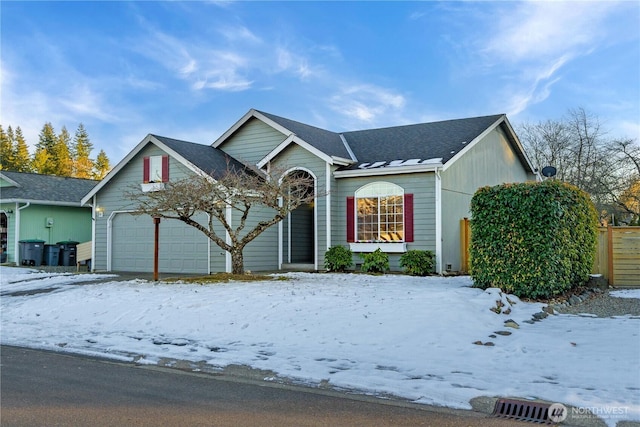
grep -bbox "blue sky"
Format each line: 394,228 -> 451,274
2,1 -> 639,165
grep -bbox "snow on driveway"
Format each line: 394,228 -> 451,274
1,267 -> 638,425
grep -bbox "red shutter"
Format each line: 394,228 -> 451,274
143,156 -> 150,183
346,196 -> 355,243
162,155 -> 169,182
404,193 -> 414,242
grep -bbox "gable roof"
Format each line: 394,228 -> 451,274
81,134 -> 250,205
152,135 -> 247,177
340,114 -> 505,170
0,171 -> 98,206
213,109 -> 534,177
213,109 -> 355,166
256,110 -> 354,161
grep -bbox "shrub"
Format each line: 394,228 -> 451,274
470,180 -> 598,299
400,250 -> 435,276
360,248 -> 389,273
324,246 -> 353,272
400,249 -> 435,276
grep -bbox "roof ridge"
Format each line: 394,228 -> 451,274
255,110 -> 339,135
1,170 -> 98,182
343,114 -> 505,134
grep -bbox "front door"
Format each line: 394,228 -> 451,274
290,202 -> 314,263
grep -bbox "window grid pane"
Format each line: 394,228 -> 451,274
356,194 -> 403,242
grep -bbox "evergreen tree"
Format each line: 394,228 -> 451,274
13,127 -> 32,172
33,123 -> 57,174
93,149 -> 110,179
0,125 -> 14,170
31,146 -> 51,174
52,126 -> 73,176
73,123 -> 94,178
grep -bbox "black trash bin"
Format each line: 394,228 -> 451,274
19,239 -> 45,266
57,241 -> 79,266
44,244 -> 61,266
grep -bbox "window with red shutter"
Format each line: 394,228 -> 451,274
143,157 -> 150,183
349,182 -> 410,243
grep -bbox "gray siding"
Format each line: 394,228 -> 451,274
270,143 -> 328,269
218,118 -> 287,165
94,144 -> 216,273
333,173 -> 437,271
237,205 -> 279,272
440,126 -> 534,272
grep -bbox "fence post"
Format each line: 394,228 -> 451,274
607,224 -> 614,286
460,218 -> 470,273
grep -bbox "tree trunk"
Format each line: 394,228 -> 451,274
230,248 -> 244,275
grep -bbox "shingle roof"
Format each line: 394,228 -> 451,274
152,135 -> 254,179
256,110 -> 352,160
250,111 -> 508,170
0,171 -> 98,205
339,114 -> 504,170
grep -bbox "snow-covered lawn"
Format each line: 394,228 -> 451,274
1,266 -> 638,425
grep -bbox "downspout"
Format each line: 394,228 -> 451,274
14,202 -> 30,264
325,162 -> 331,251
278,196 -> 283,270
225,204 -> 232,273
106,211 -> 117,271
91,196 -> 97,272
435,168 -> 443,275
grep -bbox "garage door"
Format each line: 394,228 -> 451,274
111,213 -> 210,274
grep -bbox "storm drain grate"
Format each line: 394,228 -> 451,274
492,398 -> 553,424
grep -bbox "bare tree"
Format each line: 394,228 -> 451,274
126,164 -> 317,274
518,107 -> 639,224
602,138 -> 640,224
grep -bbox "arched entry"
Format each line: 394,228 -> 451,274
281,169 -> 316,268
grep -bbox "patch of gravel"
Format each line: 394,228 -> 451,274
552,289 -> 640,318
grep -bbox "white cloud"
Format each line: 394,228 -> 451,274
474,1 -> 624,116
218,25 -> 262,44
330,84 -> 406,125
482,1 -> 612,64
275,47 -> 314,79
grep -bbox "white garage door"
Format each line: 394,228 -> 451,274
111,213 -> 210,274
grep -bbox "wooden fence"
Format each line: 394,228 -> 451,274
460,220 -> 640,287
597,226 -> 640,287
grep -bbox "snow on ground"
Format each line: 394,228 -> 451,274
611,289 -> 640,299
1,266 -> 638,426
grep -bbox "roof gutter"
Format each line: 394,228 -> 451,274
2,199 -> 88,208
333,163 -> 443,178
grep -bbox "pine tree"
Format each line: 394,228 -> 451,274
13,127 -> 32,172
0,125 -> 14,170
52,126 -> 73,176
93,149 -> 110,179
33,122 -> 57,174
73,123 -> 94,178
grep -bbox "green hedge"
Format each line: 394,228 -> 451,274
469,180 -> 598,299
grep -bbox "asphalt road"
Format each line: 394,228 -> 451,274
0,345 -> 526,427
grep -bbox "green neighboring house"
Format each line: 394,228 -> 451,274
0,171 -> 97,265
82,109 -> 539,275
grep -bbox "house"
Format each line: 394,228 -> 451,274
81,109 -> 538,275
0,171 -> 97,265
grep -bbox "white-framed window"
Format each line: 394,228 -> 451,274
347,182 -> 413,250
355,182 -> 404,242
143,155 -> 169,183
